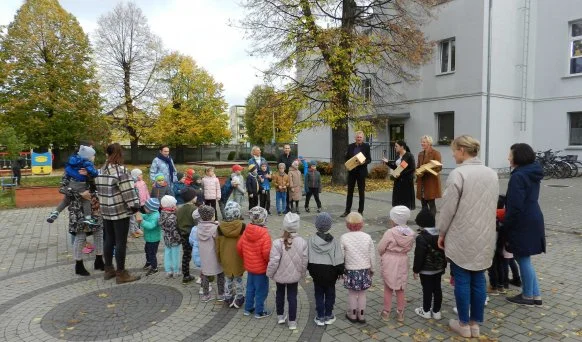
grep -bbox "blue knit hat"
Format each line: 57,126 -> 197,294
145,198 -> 160,212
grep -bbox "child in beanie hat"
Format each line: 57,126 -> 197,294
172,172 -> 187,205
272,163 -> 289,216
304,160 -> 322,213
412,208 -> 446,320
237,206 -> 272,318
378,206 -> 415,323
216,201 -> 246,308
151,173 -> 173,201
266,212 -> 307,330
160,195 -> 181,278
341,212 -> 376,324
308,212 -> 344,326
288,161 -> 303,214
177,187 -> 199,284
246,164 -> 260,210
141,198 -> 162,276
196,204 -> 225,302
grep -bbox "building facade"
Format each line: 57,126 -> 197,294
229,105 -> 247,144
297,0 -> 582,171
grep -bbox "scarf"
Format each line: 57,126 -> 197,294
157,153 -> 175,182
316,232 -> 333,242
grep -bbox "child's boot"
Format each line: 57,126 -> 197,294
357,309 -> 366,324
75,260 -> 90,276
345,309 -> 358,323
46,211 -> 59,223
94,255 -> 104,270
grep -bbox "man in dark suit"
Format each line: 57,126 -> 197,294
341,131 -> 371,217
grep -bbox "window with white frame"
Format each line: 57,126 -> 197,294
438,38 -> 456,74
362,78 -> 372,101
569,112 -> 582,145
570,21 -> 582,75
436,112 -> 454,144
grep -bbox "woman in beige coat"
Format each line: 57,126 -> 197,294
436,135 -> 498,339
288,161 -> 303,214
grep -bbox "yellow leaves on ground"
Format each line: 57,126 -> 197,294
322,176 -> 393,194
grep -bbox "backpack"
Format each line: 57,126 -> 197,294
220,177 -> 233,204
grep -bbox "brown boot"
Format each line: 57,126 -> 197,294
116,269 -> 141,284
104,266 -> 116,280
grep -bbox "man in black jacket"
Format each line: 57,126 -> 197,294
277,144 -> 295,213
341,131 -> 371,217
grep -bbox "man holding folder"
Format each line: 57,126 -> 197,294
341,131 -> 371,217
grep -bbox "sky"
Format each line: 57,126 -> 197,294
0,0 -> 269,108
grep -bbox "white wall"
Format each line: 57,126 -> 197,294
297,126 -> 332,162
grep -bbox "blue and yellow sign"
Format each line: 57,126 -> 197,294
31,150 -> 52,175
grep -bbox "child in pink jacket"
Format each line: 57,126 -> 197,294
378,205 -> 415,323
201,167 -> 221,220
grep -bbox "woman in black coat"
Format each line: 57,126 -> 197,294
383,140 -> 416,210
503,143 -> 545,307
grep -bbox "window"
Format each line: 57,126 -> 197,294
436,112 -> 454,144
570,21 -> 582,75
569,112 -> 582,145
362,78 -> 372,101
438,38 -> 456,74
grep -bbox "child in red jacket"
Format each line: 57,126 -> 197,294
237,206 -> 272,319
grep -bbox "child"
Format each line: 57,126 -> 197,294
201,167 -> 221,219
177,188 -> 199,283
258,163 -> 271,214
304,161 -> 322,213
216,201 -> 246,308
271,163 -> 289,216
341,212 -> 376,324
47,145 -> 99,224
151,173 -> 173,201
288,161 -> 303,214
412,208 -> 446,320
231,164 -> 246,205
494,195 -> 521,290
197,205 -> 226,302
129,168 -> 148,238
266,213 -> 308,330
246,165 -> 260,210
237,206 -> 272,319
189,209 -> 207,291
141,198 -> 162,276
160,195 -> 181,278
184,169 -> 196,187
308,212 -> 344,326
172,172 -> 187,205
378,206 -> 415,323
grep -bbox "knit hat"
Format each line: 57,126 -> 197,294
198,205 -> 215,221
155,173 -> 165,181
310,160 -> 317,167
145,198 -> 160,212
181,188 -> 197,204
415,208 -> 435,228
232,164 -> 243,172
345,212 -> 364,232
160,195 -> 177,208
176,172 -> 184,181
314,212 -> 333,233
291,160 -> 299,168
390,205 -> 411,226
249,206 -> 268,226
130,168 -> 142,181
223,201 -> 241,221
277,163 -> 285,169
248,164 -> 257,173
283,212 -> 300,233
78,145 -> 96,160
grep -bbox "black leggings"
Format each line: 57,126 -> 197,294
419,273 -> 443,313
103,218 -> 130,271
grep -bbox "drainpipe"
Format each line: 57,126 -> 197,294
485,0 -> 493,166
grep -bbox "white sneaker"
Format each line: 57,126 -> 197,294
485,296 -> 490,306
198,285 -> 212,295
196,277 -> 202,284
288,321 -> 297,330
453,307 -> 458,314
414,307 -> 431,319
431,310 -> 442,320
277,314 -> 287,324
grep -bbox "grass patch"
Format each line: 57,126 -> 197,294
0,191 -> 15,209
20,175 -> 63,187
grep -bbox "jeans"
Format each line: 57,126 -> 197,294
276,191 -> 287,213
305,187 -> 322,209
345,172 -> 365,213
419,273 -> 443,313
103,218 -> 130,270
276,282 -> 298,321
144,241 -> 159,269
514,255 -> 541,297
245,272 -> 269,313
450,262 -> 486,324
314,283 -> 336,319
164,245 -> 181,273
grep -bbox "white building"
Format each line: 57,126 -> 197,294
298,0 -> 582,171
229,105 -> 247,144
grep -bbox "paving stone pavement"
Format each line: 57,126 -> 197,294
0,176 -> 581,341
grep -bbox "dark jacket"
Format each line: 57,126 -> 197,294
151,182 -> 173,201
503,162 -> 546,256
305,169 -> 321,191
345,142 -> 371,177
413,228 -> 446,274
278,153 -> 295,173
246,173 -> 260,197
307,234 -> 345,286
387,152 -> 416,209
65,154 -> 99,182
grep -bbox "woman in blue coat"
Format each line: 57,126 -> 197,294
503,143 -> 545,307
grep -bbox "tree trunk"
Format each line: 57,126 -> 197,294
129,138 -> 139,165
331,126 -> 349,185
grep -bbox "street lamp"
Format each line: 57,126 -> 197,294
271,109 -> 276,145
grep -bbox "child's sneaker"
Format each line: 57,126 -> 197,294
380,310 -> 390,321
317,208 -> 321,213
487,286 -> 499,296
453,307 -> 458,314
233,296 -> 244,309
143,263 -> 151,270
182,275 -> 195,284
243,308 -> 255,316
313,317 -> 325,326
431,310 -> 442,320
277,314 -> 287,324
200,294 -> 212,303
414,307 -> 431,319
82,217 -> 99,226
46,211 -> 59,223
216,294 -> 225,302
225,296 -> 234,307
196,277 -> 202,284
146,268 -> 158,276
198,285 -> 212,295
324,315 -> 336,325
254,311 -> 272,319
165,272 -> 173,279
288,321 -> 297,330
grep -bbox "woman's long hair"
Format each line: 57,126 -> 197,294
105,143 -> 124,165
283,230 -> 294,251
396,140 -> 411,153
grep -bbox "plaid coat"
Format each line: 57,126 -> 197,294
95,164 -> 140,220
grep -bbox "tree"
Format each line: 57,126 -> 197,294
94,1 -> 163,163
0,0 -> 104,155
0,127 -> 27,158
241,0 -> 435,184
244,85 -> 302,145
143,52 -> 231,146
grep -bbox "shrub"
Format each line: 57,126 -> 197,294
369,163 -> 389,179
263,153 -> 276,161
316,161 -> 333,175
227,151 -> 236,161
238,152 -> 251,161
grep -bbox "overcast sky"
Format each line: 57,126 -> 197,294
0,0 -> 268,108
